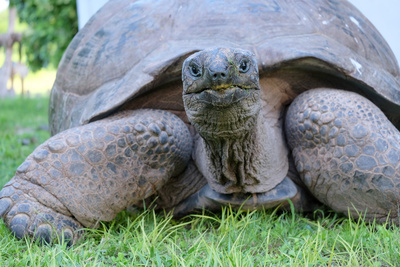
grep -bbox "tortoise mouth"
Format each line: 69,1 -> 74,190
188,86 -> 259,107
182,85 -> 261,139
184,84 -> 258,94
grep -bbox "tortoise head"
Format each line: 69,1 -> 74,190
182,48 -> 272,194
182,48 -> 261,139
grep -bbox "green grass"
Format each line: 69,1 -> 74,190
1,97 -> 400,266
0,97 -> 50,188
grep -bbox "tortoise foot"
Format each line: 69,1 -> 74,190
0,180 -> 82,245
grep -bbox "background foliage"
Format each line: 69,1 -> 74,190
0,8 -> 56,95
0,9 -> 27,33
10,0 -> 78,71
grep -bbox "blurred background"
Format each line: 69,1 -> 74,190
0,0 -> 399,97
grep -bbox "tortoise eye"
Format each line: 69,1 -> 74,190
189,62 -> 202,78
238,58 -> 250,73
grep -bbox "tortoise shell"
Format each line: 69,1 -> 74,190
49,0 -> 400,135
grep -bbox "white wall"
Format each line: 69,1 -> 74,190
348,0 -> 400,67
76,0 -> 109,30
76,0 -> 400,66
0,0 -> 9,12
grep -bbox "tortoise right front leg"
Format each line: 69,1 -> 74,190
0,109 -> 192,244
285,88 -> 400,223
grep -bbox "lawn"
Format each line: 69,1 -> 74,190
1,96 -> 400,266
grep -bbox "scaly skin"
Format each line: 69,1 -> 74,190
286,88 -> 400,222
0,109 -> 192,244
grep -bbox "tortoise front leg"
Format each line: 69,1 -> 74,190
285,88 -> 400,223
0,109 -> 192,244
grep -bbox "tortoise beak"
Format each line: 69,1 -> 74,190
196,87 -> 257,107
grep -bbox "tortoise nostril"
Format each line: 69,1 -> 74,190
212,71 -> 227,80
209,61 -> 229,82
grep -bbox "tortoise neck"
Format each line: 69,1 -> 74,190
200,114 -> 266,194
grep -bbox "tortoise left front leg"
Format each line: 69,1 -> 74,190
285,88 -> 400,223
0,109 -> 192,244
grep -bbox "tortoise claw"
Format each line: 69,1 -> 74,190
34,224 -> 52,245
10,214 -> 29,239
0,198 -> 12,217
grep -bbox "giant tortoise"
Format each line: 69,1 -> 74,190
1,0 -> 400,245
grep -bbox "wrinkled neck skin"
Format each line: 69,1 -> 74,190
185,89 -> 282,194
201,112 -> 263,194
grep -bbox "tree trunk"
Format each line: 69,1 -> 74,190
0,7 -> 17,98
